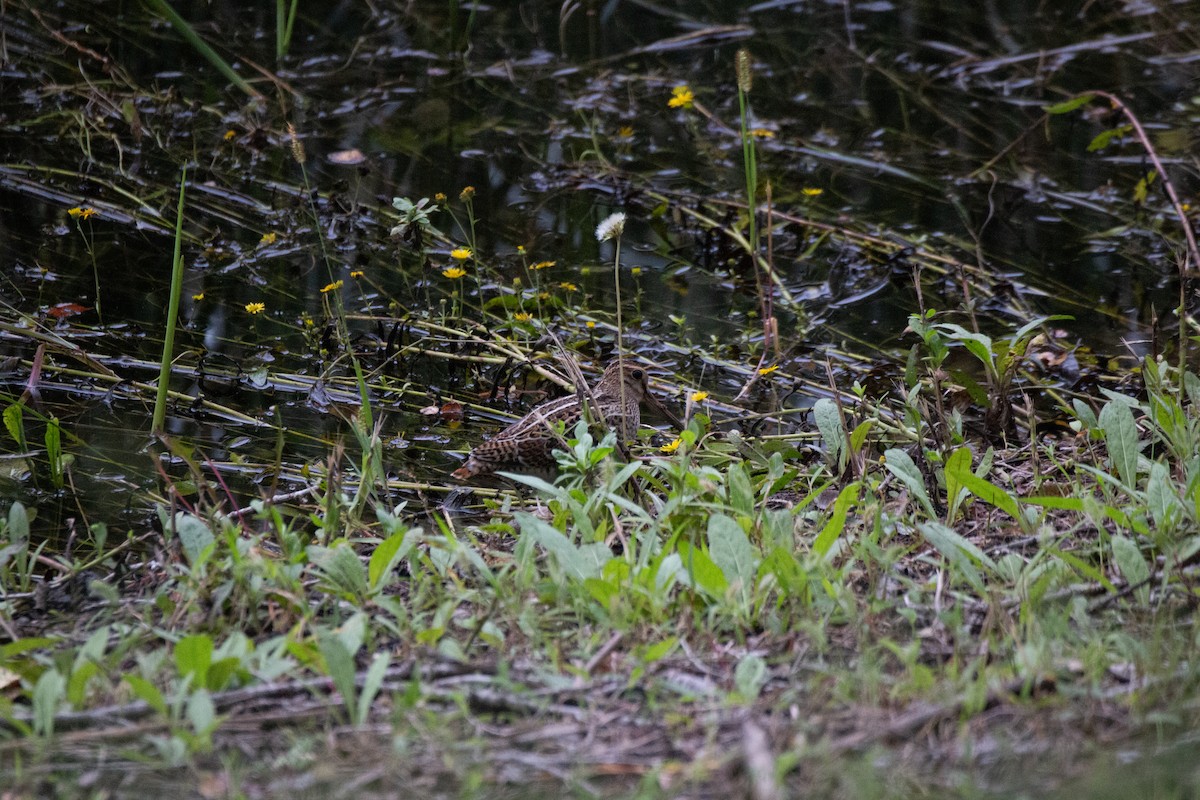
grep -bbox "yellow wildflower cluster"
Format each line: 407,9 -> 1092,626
245,302 -> 266,315
68,207 -> 97,219
668,85 -> 694,109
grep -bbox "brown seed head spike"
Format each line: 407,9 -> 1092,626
450,360 -> 674,480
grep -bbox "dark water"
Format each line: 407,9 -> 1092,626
1,3 -> 1197,522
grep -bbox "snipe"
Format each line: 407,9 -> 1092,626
451,360 -> 677,480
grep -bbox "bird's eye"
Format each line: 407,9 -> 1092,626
632,369 -> 644,380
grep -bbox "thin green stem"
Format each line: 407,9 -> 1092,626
153,165 -> 188,435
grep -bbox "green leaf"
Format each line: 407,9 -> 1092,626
174,512 -> 215,565
1098,399 -> 1139,487
812,483 -> 861,557
726,462 -> 755,517
707,514 -> 757,601
1146,461 -> 1182,535
186,688 -> 216,736
311,543 -> 369,598
733,653 -> 767,700
944,453 -> 1022,522
882,449 -> 936,518
676,541 -> 728,599
45,416 -> 63,489
125,674 -> 168,716
368,528 -> 418,591
1087,124 -> 1133,152
175,634 -> 213,688
943,446 -> 971,523
3,403 -> 26,451
515,512 -> 607,581
641,637 -> 677,663
813,398 -> 844,472
1111,535 -> 1150,596
356,652 -> 390,726
317,631 -> 359,723
918,522 -> 996,595
1043,94 -> 1095,114
32,668 -> 66,737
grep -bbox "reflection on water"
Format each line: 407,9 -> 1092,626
0,2 -> 1196,519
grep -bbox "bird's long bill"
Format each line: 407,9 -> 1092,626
644,388 -> 685,430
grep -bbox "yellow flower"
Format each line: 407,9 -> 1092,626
459,186 -> 475,200
690,391 -> 709,402
68,207 -> 97,219
631,267 -> 642,276
513,312 -> 533,322
434,192 -> 447,203
757,365 -> 779,376
617,125 -> 634,138
531,260 -> 555,270
192,292 -> 205,301
350,270 -> 364,278
223,129 -> 237,141
260,231 -> 277,244
660,438 -> 682,454
668,85 -> 694,109
320,280 -> 343,293
302,314 -> 314,327
586,321 -> 596,329
245,302 -> 266,315
802,187 -> 823,197
517,245 -> 526,254
559,282 -> 578,292
750,128 -> 775,138
442,267 -> 466,279
450,247 -> 472,261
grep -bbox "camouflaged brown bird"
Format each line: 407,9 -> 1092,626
450,360 -> 678,480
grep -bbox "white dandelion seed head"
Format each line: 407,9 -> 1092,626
595,211 -> 627,243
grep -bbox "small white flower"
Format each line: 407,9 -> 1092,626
594,211 -> 626,242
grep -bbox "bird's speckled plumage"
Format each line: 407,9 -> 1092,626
451,361 -> 670,479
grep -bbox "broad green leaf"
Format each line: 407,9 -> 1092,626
727,462 -> 755,517
317,631 -> 359,723
1098,399 -> 1139,488
707,514 -> 757,595
515,512 -> 607,581
174,512 -> 214,565
175,634 -> 213,688
368,529 -> 418,590
124,674 -> 168,716
945,454 -> 1022,522
3,403 -> 26,450
676,541 -> 728,599
813,483 -> 861,557
1145,461 -> 1182,535
32,668 -> 66,737
186,688 -> 216,735
356,651 -> 390,726
813,398 -> 844,471
943,446 -> 971,523
882,449 -> 936,518
918,522 -> 996,595
733,653 -> 767,700
1111,535 -> 1150,603
642,637 -> 677,663
311,543 -> 368,598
